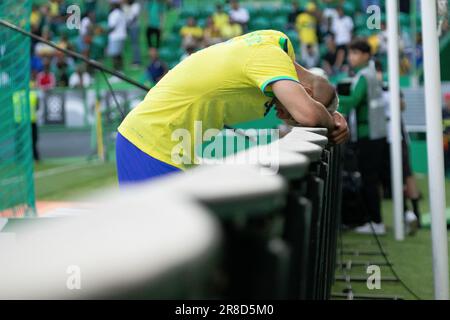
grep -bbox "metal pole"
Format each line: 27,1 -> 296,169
420,0 -> 449,300
387,0 -> 405,241
411,0 -> 418,87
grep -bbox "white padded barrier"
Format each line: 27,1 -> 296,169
286,127 -> 329,148
0,189 -> 221,299
223,144 -> 310,181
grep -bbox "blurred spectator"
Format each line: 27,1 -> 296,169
319,16 -> 334,42
296,2 -> 319,59
78,11 -> 96,57
301,44 -> 320,69
213,4 -> 229,31
124,0 -> 142,66
287,1 -> 302,30
322,34 -> 345,75
147,48 -> 168,84
203,16 -> 222,47
56,33 -> 72,52
322,2 -> 338,24
146,0 -> 165,49
34,28 -> 56,58
29,85 -> 40,162
221,19 -> 243,40
54,56 -> 69,87
332,6 -> 354,57
31,52 -> 44,80
415,32 -> 423,68
69,64 -> 92,89
36,59 -> 56,90
376,22 -> 388,55
229,0 -> 249,31
30,4 -> 42,35
107,0 -> 127,71
180,17 -> 203,50
443,93 -> 450,173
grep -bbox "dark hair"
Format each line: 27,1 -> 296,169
374,59 -> 383,72
349,38 -> 371,55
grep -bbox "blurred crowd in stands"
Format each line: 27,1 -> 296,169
28,0 -> 448,90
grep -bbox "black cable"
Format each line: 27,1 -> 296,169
367,220 -> 422,300
100,70 -> 126,120
348,158 -> 423,300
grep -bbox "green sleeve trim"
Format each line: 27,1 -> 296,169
260,76 -> 300,98
279,37 -> 288,53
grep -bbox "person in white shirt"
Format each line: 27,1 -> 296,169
69,64 -> 92,89
229,0 -> 249,31
107,0 -> 127,70
332,6 -> 354,54
123,0 -> 141,66
78,11 -> 95,56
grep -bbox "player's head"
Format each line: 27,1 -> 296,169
348,38 -> 372,68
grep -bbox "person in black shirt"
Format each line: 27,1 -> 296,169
287,1 -> 303,30
322,34 -> 344,75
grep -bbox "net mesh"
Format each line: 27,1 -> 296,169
0,0 -> 36,217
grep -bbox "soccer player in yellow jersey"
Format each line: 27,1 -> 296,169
116,30 -> 349,185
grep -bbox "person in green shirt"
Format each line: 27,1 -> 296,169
146,0 -> 165,48
338,38 -> 387,235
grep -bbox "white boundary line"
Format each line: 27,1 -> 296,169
34,161 -> 104,179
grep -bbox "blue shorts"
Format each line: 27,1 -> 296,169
115,132 -> 181,186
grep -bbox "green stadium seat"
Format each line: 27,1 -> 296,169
258,5 -> 277,19
159,47 -> 179,63
400,12 -> 410,28
198,6 -> 214,19
270,17 -> 287,32
172,19 -> 187,33
343,2 -> 356,16
278,3 -> 292,16
162,33 -> 181,49
180,7 -> 198,19
354,13 -> 367,29
249,17 -> 271,31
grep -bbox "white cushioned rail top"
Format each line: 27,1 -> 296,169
286,127 -> 329,148
221,143 -> 310,180
0,190 -> 220,299
278,136 -> 324,163
296,127 -> 328,136
152,164 -> 287,215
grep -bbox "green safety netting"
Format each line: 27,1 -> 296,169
0,0 -> 36,217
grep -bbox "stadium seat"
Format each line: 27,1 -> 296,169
180,7 -> 198,19
249,16 -> 271,32
270,16 -> 288,32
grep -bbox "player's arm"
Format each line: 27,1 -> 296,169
294,61 -> 337,111
272,80 -> 335,132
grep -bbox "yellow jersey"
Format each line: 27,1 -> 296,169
118,30 -> 299,170
180,26 -> 203,39
296,13 -> 318,45
213,12 -> 230,31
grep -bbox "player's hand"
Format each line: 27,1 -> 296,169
328,112 -> 349,145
